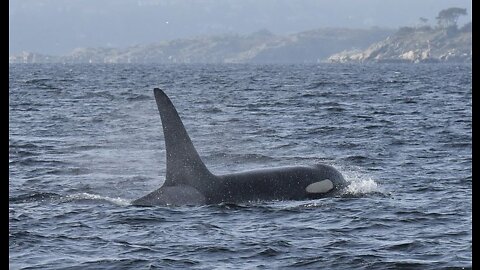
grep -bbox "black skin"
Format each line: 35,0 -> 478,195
132,89 -> 347,206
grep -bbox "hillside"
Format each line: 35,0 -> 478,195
328,23 -> 472,63
9,28 -> 392,64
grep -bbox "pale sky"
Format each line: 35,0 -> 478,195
9,0 -> 472,55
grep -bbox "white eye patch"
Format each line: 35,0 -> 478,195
305,179 -> 333,194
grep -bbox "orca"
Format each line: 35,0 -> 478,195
132,88 -> 347,206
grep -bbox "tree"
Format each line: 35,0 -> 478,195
419,17 -> 428,25
417,17 -> 432,31
436,7 -> 467,29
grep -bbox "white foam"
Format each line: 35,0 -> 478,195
339,167 -> 385,196
65,193 -> 131,206
345,178 -> 382,195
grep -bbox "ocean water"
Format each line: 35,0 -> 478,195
9,63 -> 471,269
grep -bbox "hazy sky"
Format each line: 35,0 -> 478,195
9,0 -> 472,55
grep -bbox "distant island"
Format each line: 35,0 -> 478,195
9,7 -> 471,64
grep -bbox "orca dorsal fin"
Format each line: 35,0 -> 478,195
153,88 -> 214,188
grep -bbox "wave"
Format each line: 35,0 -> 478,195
24,78 -> 51,84
340,155 -> 383,167
9,192 -> 61,203
77,91 -> 115,100
9,191 -> 131,206
63,193 -> 131,206
126,94 -> 150,101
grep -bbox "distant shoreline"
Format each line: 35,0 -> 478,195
9,24 -> 471,65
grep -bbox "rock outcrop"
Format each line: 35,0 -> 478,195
327,24 -> 471,63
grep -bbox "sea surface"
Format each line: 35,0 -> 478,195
9,63 -> 471,269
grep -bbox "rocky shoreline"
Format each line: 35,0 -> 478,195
327,24 -> 471,63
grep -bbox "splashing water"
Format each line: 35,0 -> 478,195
341,168 -> 385,196
345,178 -> 382,195
64,193 -> 131,206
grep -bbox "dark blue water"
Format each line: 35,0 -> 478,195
9,63 -> 471,269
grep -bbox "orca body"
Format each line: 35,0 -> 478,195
132,89 -> 347,206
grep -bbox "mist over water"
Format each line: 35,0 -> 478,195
9,63 -> 471,269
